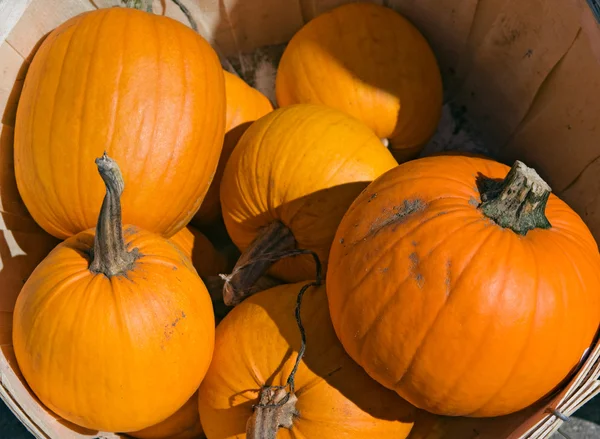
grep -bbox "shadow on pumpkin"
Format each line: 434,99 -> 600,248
202,283 -> 417,438
222,180 -> 374,284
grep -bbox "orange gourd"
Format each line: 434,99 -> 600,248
170,226 -> 228,278
276,3 -> 443,162
197,283 -> 416,438
15,7 -> 225,240
193,71 -> 273,226
219,104 -> 397,305
326,155 -> 600,417
12,155 -> 215,432
130,390 -> 204,439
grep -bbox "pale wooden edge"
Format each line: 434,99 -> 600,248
0,0 -> 33,47
510,341 -> 600,438
0,361 -> 49,439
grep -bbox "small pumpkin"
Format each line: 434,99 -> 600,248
219,104 -> 397,305
129,390 -> 204,439
197,282 -> 416,438
170,226 -> 228,278
12,154 -> 215,432
15,7 -> 226,240
326,155 -> 600,417
193,71 -> 273,226
276,3 -> 442,162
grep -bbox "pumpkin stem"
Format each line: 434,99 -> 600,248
479,160 -> 552,236
246,387 -> 299,439
246,253 -> 323,438
122,0 -> 152,13
221,221 -> 296,306
89,153 -> 138,277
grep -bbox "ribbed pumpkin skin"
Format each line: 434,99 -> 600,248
14,8 -> 226,239
12,226 -> 215,432
130,390 -> 204,439
276,3 -> 442,160
194,71 -> 273,225
220,104 -> 397,282
198,283 -> 416,439
170,226 -> 228,278
326,155 -> 600,417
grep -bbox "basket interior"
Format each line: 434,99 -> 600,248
1,0 -> 600,437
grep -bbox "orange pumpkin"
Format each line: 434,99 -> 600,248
276,3 -> 442,162
193,71 -> 273,226
170,226 -> 228,278
326,155 -> 600,417
197,283 -> 416,438
12,154 -> 215,432
129,390 -> 204,439
15,7 -> 225,240
219,104 -> 397,305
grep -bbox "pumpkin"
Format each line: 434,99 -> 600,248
170,226 -> 228,278
129,390 -> 204,439
275,2 -> 442,162
197,282 -> 416,438
219,104 -> 397,305
14,7 -> 226,240
193,71 -> 273,226
12,154 -> 215,432
326,154 -> 600,417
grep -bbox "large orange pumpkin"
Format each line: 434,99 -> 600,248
14,7 -> 226,240
197,283 -> 416,438
219,104 -> 397,305
12,154 -> 215,432
170,225 -> 228,279
129,390 -> 204,439
326,154 -> 600,417
193,71 -> 273,226
276,3 -> 442,162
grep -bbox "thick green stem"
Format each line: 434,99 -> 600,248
89,153 -> 137,277
479,160 -> 552,236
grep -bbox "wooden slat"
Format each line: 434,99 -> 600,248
502,29 -> 600,194
299,0 -> 382,22
205,0 -> 304,56
386,0 -> 479,96
5,0 -> 93,60
0,43 -> 26,127
451,0 -> 581,154
0,0 -> 33,47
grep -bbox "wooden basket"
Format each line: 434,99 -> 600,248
1,0 -> 599,438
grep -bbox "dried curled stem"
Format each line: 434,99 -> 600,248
222,221 -> 296,306
245,251 -> 323,438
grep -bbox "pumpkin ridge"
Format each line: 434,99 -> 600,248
353,215 -> 490,370
27,270 -> 92,339
105,10 -> 127,165
433,235 -> 516,414
75,10 -> 111,232
538,229 -> 596,362
392,224 -> 498,393
154,16 -> 186,233
471,240 -> 545,417
36,19 -> 80,237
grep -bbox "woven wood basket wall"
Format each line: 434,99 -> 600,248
1,0 -> 599,438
